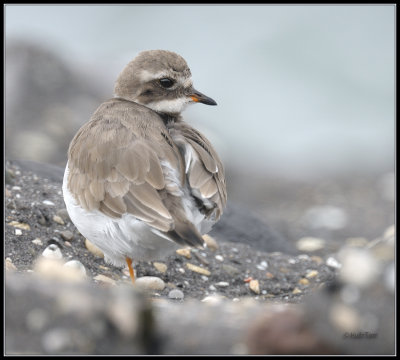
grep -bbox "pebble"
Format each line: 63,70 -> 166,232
298,278 -> 310,285
12,186 -> 22,191
59,230 -> 74,242
249,279 -> 260,295
209,285 -> 217,291
292,287 -> 302,294
326,256 -> 342,269
215,255 -> 224,262
42,244 -> 63,260
93,274 -> 116,286
53,215 -> 65,225
201,294 -> 224,304
177,267 -> 185,274
153,262 -> 168,273
56,209 -> 71,223
176,248 -> 191,259
265,272 -> 274,279
303,205 -> 347,230
186,263 -> 210,276
202,234 -> 219,251
63,260 -> 87,278
135,276 -> 165,291
168,289 -> 184,300
256,260 -> 268,270
34,257 -> 84,282
296,237 -> 325,252
215,281 -> 229,287
42,200 -> 55,206
32,238 -> 43,246
8,221 -> 31,231
201,275 -> 209,281
329,303 -> 360,332
305,270 -> 318,279
85,238 -> 104,258
222,264 -> 240,276
338,248 -> 380,287
15,229 -> 22,236
310,256 -> 323,264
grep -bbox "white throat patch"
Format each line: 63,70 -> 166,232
145,97 -> 191,114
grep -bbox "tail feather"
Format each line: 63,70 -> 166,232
166,221 -> 204,248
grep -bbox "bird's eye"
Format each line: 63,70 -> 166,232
159,78 -> 175,88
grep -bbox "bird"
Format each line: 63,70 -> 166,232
62,50 -> 227,283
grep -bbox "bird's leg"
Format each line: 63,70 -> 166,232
125,257 -> 135,283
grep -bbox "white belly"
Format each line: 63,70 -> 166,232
62,164 -> 213,267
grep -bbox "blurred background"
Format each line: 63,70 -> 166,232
5,4 -> 395,249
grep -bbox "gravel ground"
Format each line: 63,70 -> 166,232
5,160 -> 337,303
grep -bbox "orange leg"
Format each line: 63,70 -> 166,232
125,257 -> 135,283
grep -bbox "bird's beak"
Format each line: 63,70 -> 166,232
189,89 -> 217,106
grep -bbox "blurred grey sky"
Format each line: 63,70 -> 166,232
5,4 -> 395,179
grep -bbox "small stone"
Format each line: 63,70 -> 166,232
202,234 -> 219,251
176,248 -> 191,259
326,256 -> 342,269
153,262 -> 168,273
32,238 -> 43,246
222,264 -> 240,275
168,289 -> 184,300
12,186 -> 22,191
265,272 -> 274,279
42,200 -> 55,206
8,221 -> 31,231
201,294 -> 224,304
256,260 -> 268,270
298,278 -> 310,285
310,256 -> 323,264
201,275 -> 209,281
249,279 -> 260,294
35,257 -> 84,282
42,244 -> 63,260
209,285 -> 217,291
64,241 -> 72,247
292,287 -> 302,294
63,260 -> 87,278
186,263 -> 210,276
135,276 -> 165,291
303,205 -> 347,230
305,270 -> 318,279
15,229 -> 22,236
296,237 -> 325,252
85,238 -> 104,258
215,255 -> 224,262
338,248 -> 380,287
177,267 -> 185,274
215,281 -> 229,287
288,258 -> 296,265
93,274 -> 116,286
330,304 -> 360,332
53,215 -> 65,225
5,258 -> 17,272
56,209 -> 71,223
59,230 -> 74,242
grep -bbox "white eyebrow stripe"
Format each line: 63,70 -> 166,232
139,70 -> 168,82
140,70 -> 193,88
